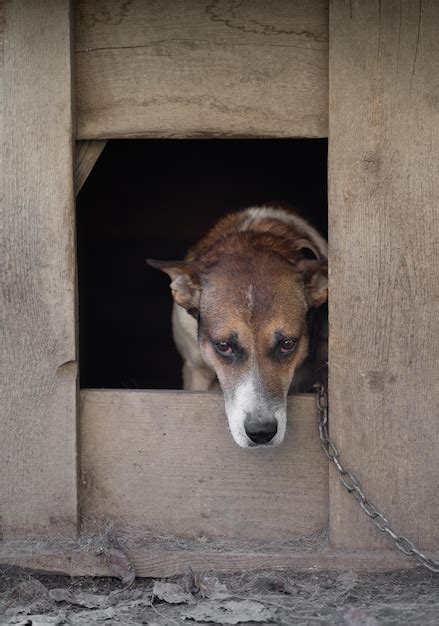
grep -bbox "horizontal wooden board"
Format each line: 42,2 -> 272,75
75,0 -> 328,139
0,539 -> 426,577
80,391 -> 328,540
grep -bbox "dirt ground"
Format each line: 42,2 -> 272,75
1,566 -> 438,625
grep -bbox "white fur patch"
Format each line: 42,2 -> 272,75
172,303 -> 204,367
224,375 -> 287,448
246,284 -> 254,312
240,206 -> 328,259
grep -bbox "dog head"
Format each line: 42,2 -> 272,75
148,235 -> 327,448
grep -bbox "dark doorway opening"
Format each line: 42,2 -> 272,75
77,139 -> 327,389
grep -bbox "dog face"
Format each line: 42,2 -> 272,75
148,246 -> 327,448
197,253 -> 320,447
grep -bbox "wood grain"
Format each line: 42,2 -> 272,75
80,391 -> 328,540
75,0 -> 328,139
328,0 -> 439,550
0,544 -> 423,577
75,140 -> 107,195
0,0 -> 78,538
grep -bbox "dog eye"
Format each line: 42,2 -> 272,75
215,341 -> 233,355
280,338 -> 297,353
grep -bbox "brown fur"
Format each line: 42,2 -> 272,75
197,251 -> 311,399
187,212 -> 317,266
149,206 -> 327,390
148,205 -> 328,447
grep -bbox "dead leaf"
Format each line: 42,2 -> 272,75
49,588 -> 113,609
96,527 -> 136,588
152,581 -> 194,605
8,579 -> 52,607
337,571 -> 358,594
101,546 -> 136,588
202,577 -> 229,600
186,571 -> 229,599
344,607 -> 379,626
181,599 -> 276,624
67,606 -> 116,623
6,578 -> 54,616
11,615 -> 63,626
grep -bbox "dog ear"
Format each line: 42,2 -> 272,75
292,239 -> 328,308
298,259 -> 328,307
147,259 -> 201,314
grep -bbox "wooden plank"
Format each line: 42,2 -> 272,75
0,1 -> 5,64
75,0 -> 329,139
0,1 -> 78,538
328,1 -> 439,550
75,140 -> 107,195
80,392 -> 328,540
0,540 -> 426,577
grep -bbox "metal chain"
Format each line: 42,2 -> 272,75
313,382 -> 439,573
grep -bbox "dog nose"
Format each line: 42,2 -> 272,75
244,416 -> 278,444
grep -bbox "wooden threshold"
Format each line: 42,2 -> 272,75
0,538 -> 426,577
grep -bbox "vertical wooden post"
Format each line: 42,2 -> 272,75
329,0 -> 439,550
1,1 -> 78,538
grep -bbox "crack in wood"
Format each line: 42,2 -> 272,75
204,0 -> 327,41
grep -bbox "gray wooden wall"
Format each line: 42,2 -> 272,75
1,0 -> 438,565
329,0 -> 439,551
1,0 -> 78,538
75,0 -> 329,139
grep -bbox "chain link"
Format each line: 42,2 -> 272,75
313,382 -> 439,573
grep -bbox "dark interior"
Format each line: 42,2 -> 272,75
77,139 -> 328,389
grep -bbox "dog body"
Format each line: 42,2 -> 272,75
149,205 -> 328,448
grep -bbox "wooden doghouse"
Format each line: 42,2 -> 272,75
1,1 -> 438,575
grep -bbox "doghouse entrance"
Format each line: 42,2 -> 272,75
77,139 -> 327,390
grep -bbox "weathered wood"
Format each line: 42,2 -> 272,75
75,140 -> 107,195
0,1 -> 78,538
0,2 -> 5,64
75,0 -> 328,139
80,392 -> 328,540
328,0 -> 439,550
0,539 -> 426,577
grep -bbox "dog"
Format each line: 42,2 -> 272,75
148,205 -> 328,448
